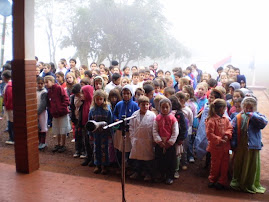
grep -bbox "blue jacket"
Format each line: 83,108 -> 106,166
113,99 -> 139,131
231,112 -> 268,150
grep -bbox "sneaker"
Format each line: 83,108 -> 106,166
144,175 -> 152,181
165,178 -> 174,185
101,166 -> 108,175
189,157 -> 195,163
38,143 -> 43,150
182,165 -> 188,170
93,166 -> 101,174
5,140 -> 14,145
71,139 -> 75,143
80,153 -> 87,159
40,143 -> 47,149
52,145 -> 61,152
73,152 -> 80,158
58,146 -> 66,153
174,171 -> 180,179
130,172 -> 139,180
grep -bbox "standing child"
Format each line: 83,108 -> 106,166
66,72 -> 77,98
206,99 -> 232,189
129,96 -> 156,181
153,98 -> 179,184
230,98 -> 243,120
55,72 -> 66,89
228,89 -> 244,115
195,82 -> 208,111
44,75 -> 71,153
89,90 -> 113,174
37,77 -> 48,150
2,70 -> 14,145
230,97 -> 268,193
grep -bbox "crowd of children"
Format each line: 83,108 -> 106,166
1,59 -> 268,193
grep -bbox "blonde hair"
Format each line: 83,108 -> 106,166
179,77 -> 191,90
196,82 -> 208,92
138,96 -> 150,105
121,77 -> 130,86
207,99 -> 226,119
66,72 -> 77,86
153,94 -> 166,112
44,75 -> 55,83
91,89 -> 109,110
215,86 -> 226,95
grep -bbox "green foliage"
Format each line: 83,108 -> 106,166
60,0 -> 190,65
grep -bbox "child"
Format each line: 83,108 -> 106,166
121,77 -> 130,87
66,72 -> 77,97
153,98 -> 179,184
182,85 -> 199,163
130,72 -> 139,93
230,98 -> 243,120
113,85 -> 139,167
230,97 -> 268,193
55,72 -> 66,89
93,76 -> 105,91
37,77 -> 48,150
206,99 -> 232,189
79,65 -> 88,79
156,69 -> 164,78
105,73 -> 121,94
138,69 -> 145,88
163,87 -> 175,98
195,89 -> 223,164
143,84 -> 154,109
173,71 -> 183,92
80,77 -> 91,87
175,92 -> 193,170
144,68 -> 151,80
129,96 -> 156,181
169,95 -> 187,179
2,70 -> 14,145
153,80 -> 162,97
134,87 -> 145,102
89,90 -> 113,174
44,75 -> 71,153
122,66 -> 130,78
229,89 -> 244,115
108,88 -> 122,112
179,77 -> 191,91
195,82 -> 208,111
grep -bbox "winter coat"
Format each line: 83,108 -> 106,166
129,110 -> 156,161
205,114 -> 232,152
47,84 -> 69,118
3,81 -> 12,110
231,112 -> 268,150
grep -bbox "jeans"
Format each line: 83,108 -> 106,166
8,121 -> 14,141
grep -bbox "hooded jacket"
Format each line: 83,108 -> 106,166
93,76 -> 105,90
81,85 -> 94,126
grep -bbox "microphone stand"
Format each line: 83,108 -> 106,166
102,115 -> 136,202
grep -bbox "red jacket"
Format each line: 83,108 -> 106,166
4,81 -> 13,110
47,84 -> 69,118
205,114 -> 232,152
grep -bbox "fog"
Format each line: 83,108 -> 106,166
1,0 -> 269,86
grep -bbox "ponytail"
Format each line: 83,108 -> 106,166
207,99 -> 227,120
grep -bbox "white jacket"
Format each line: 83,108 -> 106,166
129,110 -> 156,161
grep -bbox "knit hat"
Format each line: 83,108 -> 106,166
237,75 -> 246,84
229,82 -> 240,90
111,61 -> 119,66
122,84 -> 134,96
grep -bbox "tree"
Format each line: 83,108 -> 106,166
61,0 -> 190,66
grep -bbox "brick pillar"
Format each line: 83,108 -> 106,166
12,0 -> 39,173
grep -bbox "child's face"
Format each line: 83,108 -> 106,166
37,81 -> 44,90
36,67 -> 40,76
244,104 -> 253,113
70,61 -> 76,68
100,68 -> 106,75
131,67 -> 138,74
145,72 -> 150,79
164,92 -> 171,98
135,91 -> 144,101
174,75 -> 180,82
220,76 -> 227,84
124,68 -> 130,75
157,72 -> 163,78
45,80 -> 54,89
235,70 -> 240,75
121,79 -> 129,87
234,102 -> 242,113
56,75 -> 63,83
79,67 -> 85,75
217,70 -> 223,75
229,87 -> 235,95
203,74 -> 209,80
66,75 -> 74,84
165,72 -> 171,76
113,78 -> 121,86
113,68 -> 120,74
58,62 -> 64,69
103,78 -> 108,85
122,89 -> 132,101
95,96 -> 104,106
167,80 -> 173,87
208,94 -> 216,104
149,75 -> 155,80
139,102 -> 149,114
139,73 -> 145,81
146,90 -> 154,100
154,86 -> 160,93
197,86 -> 206,97
233,92 -> 241,101
228,69 -> 235,77
110,96 -> 118,104
94,80 -> 103,90
43,66 -> 50,74
132,76 -> 139,84
160,102 -> 170,115
92,70 -> 98,78
240,81 -> 246,88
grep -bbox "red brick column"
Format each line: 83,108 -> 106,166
12,0 -> 39,173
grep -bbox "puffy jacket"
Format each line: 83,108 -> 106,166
231,112 -> 268,150
47,84 -> 69,118
4,81 -> 13,110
